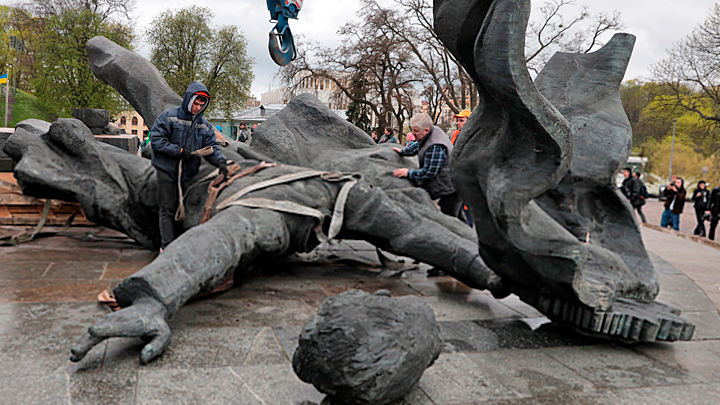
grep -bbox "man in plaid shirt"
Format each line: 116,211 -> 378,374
392,113 -> 464,220
393,114 -> 466,277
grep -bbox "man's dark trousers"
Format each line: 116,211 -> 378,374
438,192 -> 464,221
157,168 -> 189,249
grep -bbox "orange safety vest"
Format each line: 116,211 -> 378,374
451,129 -> 460,145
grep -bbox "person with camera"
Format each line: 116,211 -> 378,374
692,180 -> 710,236
660,177 -> 686,231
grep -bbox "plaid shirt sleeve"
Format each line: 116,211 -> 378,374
399,142 -> 420,156
408,144 -> 447,182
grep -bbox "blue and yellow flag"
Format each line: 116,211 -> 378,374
0,74 -> 7,84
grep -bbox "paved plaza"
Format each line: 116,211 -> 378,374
0,219 -> 719,404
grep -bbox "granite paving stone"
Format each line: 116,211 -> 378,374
170,294 -> 317,329
44,260 -> 107,280
313,273 -> 420,297
655,273 -> 717,312
0,332 -> 79,377
654,285 -> 717,312
633,340 -> 720,383
68,368 -> 138,405
419,291 -> 523,322
417,352 -> 518,404
135,367 -> 267,405
466,349 -> 597,399
401,272 -> 477,297
0,301 -> 110,336
439,318 -> 600,355
102,327 -> 263,371
604,383 -> 720,405
648,253 -> 683,275
0,261 -> 52,280
1,248 -> 121,262
242,326 -> 289,366
680,310 -> 720,340
0,278 -> 116,304
0,223 -> 716,403
273,325 -> 302,360
230,363 -> 325,404
0,373 -> 68,405
479,318 -> 602,350
483,392 -> 611,405
544,344 -> 698,389
439,320 -> 501,353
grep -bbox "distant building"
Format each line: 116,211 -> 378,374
116,110 -> 148,140
208,102 -> 348,141
245,96 -> 262,109
262,71 -> 351,110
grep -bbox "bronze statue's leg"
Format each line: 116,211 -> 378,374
113,206 -> 292,313
341,182 -> 507,296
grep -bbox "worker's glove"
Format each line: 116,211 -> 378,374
180,148 -> 193,161
218,161 -> 228,181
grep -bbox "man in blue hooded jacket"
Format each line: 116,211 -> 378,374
151,81 -> 228,250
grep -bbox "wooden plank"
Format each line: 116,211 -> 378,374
0,193 -> 40,205
0,173 -> 17,184
7,206 -> 42,214
0,205 -> 10,218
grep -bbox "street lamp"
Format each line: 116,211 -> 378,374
668,118 -> 677,183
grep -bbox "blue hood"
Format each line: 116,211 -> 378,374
181,81 -> 211,118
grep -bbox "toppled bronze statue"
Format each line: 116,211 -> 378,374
3,0 -> 694,365
4,37 -> 503,364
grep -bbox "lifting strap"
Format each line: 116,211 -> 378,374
216,169 -> 361,242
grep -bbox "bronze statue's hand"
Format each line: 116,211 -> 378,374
70,297 -> 171,364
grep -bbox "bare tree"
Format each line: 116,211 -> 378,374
525,0 -> 623,74
281,0 -> 623,130
652,4 -> 720,125
23,0 -> 135,23
279,4 -> 421,133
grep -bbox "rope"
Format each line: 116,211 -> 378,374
199,162 -> 277,224
215,170 -> 327,211
174,146 -> 218,222
215,169 -> 362,243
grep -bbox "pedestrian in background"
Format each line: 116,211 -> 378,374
450,109 -> 471,145
451,109 -> 474,226
661,177 -> 686,231
371,131 -> 379,143
379,127 -> 399,144
692,180 -> 710,236
708,181 -> 720,240
237,122 -> 251,143
633,172 -> 648,223
405,132 -> 415,147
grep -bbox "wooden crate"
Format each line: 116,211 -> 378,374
0,173 -> 93,226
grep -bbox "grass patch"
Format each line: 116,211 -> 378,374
0,88 -> 58,127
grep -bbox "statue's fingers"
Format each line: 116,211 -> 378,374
70,331 -> 106,362
139,325 -> 172,365
89,309 -> 149,338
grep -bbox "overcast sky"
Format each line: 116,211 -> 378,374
130,0 -> 717,98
